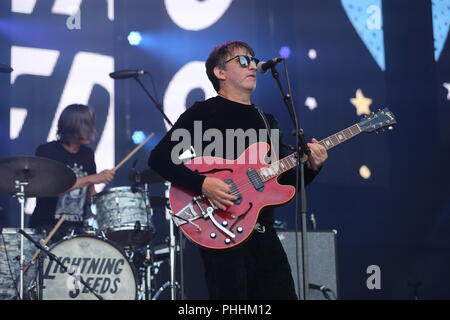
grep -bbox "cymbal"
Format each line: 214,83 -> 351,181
0,156 -> 76,197
148,195 -> 169,207
140,169 -> 166,184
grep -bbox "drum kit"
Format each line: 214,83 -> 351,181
0,155 -> 181,300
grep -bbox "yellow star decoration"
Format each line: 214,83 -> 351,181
350,89 -> 372,116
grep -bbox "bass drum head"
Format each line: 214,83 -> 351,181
42,236 -> 137,300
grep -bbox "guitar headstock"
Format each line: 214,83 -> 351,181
358,108 -> 397,133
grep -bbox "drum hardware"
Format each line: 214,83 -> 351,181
146,239 -> 182,300
128,159 -> 141,193
63,228 -> 77,240
15,181 -> 27,300
0,156 -> 76,299
152,279 -> 180,300
18,230 -> 105,300
36,253 -> 45,300
25,253 -> 45,300
100,230 -> 107,240
129,244 -> 156,300
150,181 -> 182,300
126,169 -> 168,300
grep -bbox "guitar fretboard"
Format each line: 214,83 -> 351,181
318,124 -> 362,150
258,124 -> 362,182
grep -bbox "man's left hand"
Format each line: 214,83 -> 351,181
306,138 -> 328,171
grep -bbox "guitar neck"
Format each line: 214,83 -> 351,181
259,124 -> 362,182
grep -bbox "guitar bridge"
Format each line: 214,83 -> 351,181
173,196 -> 236,239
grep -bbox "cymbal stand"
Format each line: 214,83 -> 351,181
128,74 -> 184,299
152,215 -> 180,300
166,181 -> 181,300
152,182 -> 181,300
14,180 -> 28,300
169,216 -> 178,299
143,183 -> 155,300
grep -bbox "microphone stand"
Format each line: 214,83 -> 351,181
269,65 -> 311,300
133,76 -> 173,127
126,74 -> 185,300
18,229 -> 104,300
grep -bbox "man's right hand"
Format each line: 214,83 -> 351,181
89,169 -> 115,184
201,177 -> 237,211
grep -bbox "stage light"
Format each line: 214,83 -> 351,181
131,130 -> 146,144
308,49 -> 317,60
279,46 -> 291,59
127,31 -> 142,46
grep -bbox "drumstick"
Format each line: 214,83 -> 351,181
113,132 -> 155,172
25,215 -> 67,270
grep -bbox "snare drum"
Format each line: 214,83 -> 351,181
0,228 -> 43,300
42,235 -> 137,300
92,186 -> 154,247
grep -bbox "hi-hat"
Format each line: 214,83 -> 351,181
0,156 -> 76,197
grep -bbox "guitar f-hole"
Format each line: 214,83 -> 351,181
195,168 -> 233,175
230,202 -> 253,230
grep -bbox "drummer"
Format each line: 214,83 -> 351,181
29,104 -> 115,241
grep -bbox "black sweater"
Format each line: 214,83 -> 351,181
148,96 -> 319,223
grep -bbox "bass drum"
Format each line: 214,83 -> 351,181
42,235 -> 137,300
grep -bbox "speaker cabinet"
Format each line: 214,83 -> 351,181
277,230 -> 339,300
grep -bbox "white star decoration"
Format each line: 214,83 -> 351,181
350,89 -> 372,116
305,97 -> 318,110
443,82 -> 450,101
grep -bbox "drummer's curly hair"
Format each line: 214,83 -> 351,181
57,104 -> 96,144
205,40 -> 255,93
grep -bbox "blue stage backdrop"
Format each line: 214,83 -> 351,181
1,0 -> 449,299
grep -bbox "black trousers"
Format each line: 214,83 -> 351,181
199,225 -> 298,300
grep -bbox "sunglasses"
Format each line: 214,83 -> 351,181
225,55 -> 260,68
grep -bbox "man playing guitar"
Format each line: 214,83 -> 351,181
148,41 -> 328,299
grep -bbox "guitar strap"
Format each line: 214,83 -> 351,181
255,106 -> 279,163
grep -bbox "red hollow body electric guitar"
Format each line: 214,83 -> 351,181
169,108 -> 397,249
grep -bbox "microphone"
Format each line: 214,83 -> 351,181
109,69 -> 147,79
0,63 -> 13,74
256,57 -> 284,74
